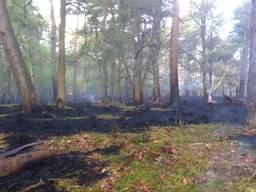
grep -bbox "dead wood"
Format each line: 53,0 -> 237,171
0,141 -> 43,158
21,179 -> 45,192
0,149 -> 63,177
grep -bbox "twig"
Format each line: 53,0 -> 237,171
21,179 -> 44,192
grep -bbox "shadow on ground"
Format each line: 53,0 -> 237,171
0,151 -> 107,192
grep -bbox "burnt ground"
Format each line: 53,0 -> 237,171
0,98 -> 249,191
0,99 -> 247,141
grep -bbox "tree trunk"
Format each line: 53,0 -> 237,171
151,0 -> 162,103
117,60 -> 122,101
72,15 -> 79,104
100,7 -> 109,104
200,2 -> 209,102
110,62 -> 115,101
239,28 -> 249,98
7,66 -> 11,103
170,0 -> 180,107
39,49 -> 45,104
50,0 -> 57,102
102,58 -> 108,103
57,0 -> 66,103
0,45 -> 4,103
0,0 -> 37,112
82,67 -> 87,97
247,0 -> 256,128
208,61 -> 213,102
133,51 -> 143,104
124,77 -> 129,101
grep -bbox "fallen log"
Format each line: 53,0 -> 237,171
0,149 -> 63,177
0,141 -> 43,158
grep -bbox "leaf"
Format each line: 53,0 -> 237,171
242,128 -> 256,136
161,146 -> 178,155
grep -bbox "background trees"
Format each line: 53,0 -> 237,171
0,0 -> 37,112
0,0 -> 253,107
247,0 -> 256,128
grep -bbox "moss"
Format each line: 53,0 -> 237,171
94,134 -> 105,146
117,104 -> 136,112
54,178 -> 88,192
151,107 -> 172,112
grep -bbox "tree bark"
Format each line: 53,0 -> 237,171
239,24 -> 249,98
50,0 -> 57,102
170,0 -> 180,107
0,0 -> 37,112
57,0 -> 66,103
151,0 -> 162,103
39,48 -> 45,104
247,0 -> 256,128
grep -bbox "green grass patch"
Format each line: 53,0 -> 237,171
43,124 -> 245,191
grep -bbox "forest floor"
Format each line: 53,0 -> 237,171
0,100 -> 255,191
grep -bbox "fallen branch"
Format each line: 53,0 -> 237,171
0,141 -> 43,158
0,149 -> 63,177
21,179 -> 45,192
211,71 -> 227,95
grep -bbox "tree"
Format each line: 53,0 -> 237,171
247,0 -> 256,128
50,0 -> 57,101
170,0 -> 180,106
0,0 -> 37,112
72,15 -> 79,104
151,0 -> 162,103
99,3 -> 109,104
57,0 -> 66,103
233,1 -> 251,98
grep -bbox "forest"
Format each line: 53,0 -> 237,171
0,0 -> 256,191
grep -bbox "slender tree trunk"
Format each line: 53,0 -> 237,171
247,0 -> 256,128
239,30 -> 249,98
200,2 -> 209,102
100,7 -> 109,104
0,0 -> 37,112
39,49 -> 45,104
49,0 -> 57,102
208,61 -> 213,102
82,67 -> 87,96
110,62 -> 115,101
124,77 -> 129,101
151,0 -> 162,103
117,60 -> 122,101
57,0 -> 66,103
72,15 -> 79,104
170,0 -> 180,107
102,58 -> 108,103
202,36 -> 209,101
